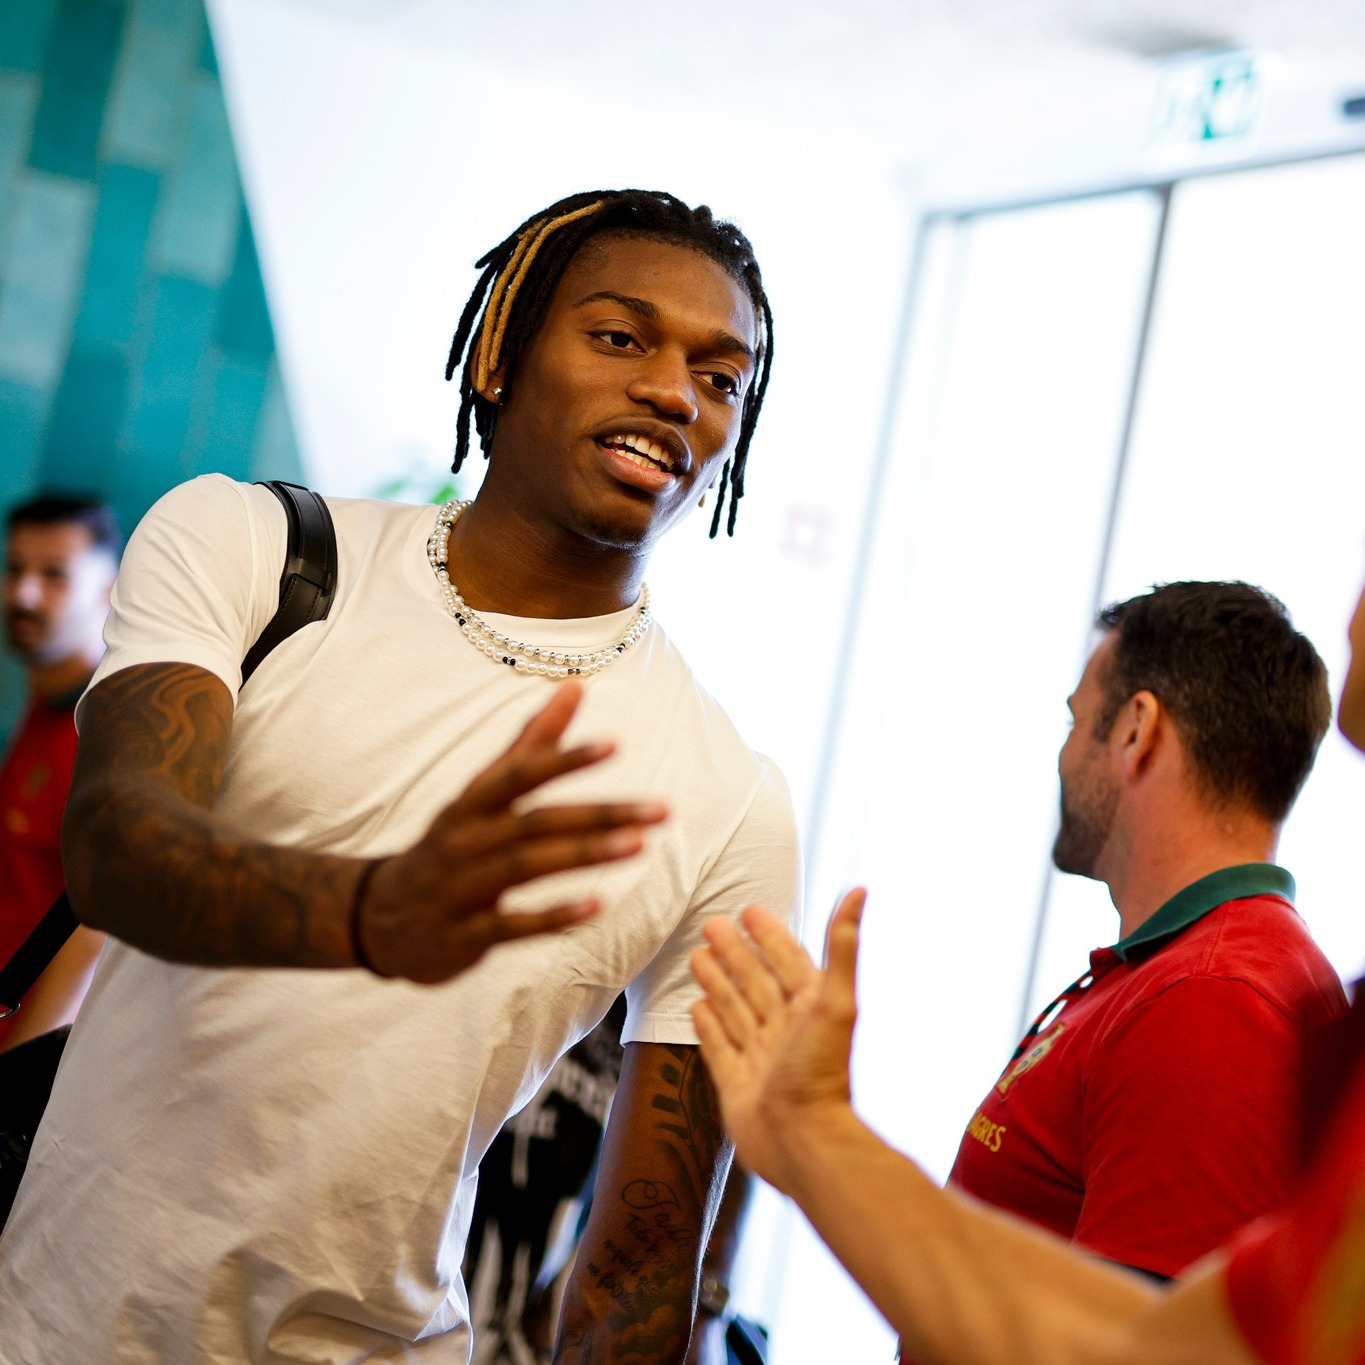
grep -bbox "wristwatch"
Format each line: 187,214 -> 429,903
697,1273 -> 731,1319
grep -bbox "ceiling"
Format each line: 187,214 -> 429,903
265,0 -> 1365,167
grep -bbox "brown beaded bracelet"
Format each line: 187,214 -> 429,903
349,859 -> 389,976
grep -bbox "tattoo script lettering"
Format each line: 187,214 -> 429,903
555,1044 -> 732,1362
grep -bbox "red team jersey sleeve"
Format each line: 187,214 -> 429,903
1076,975 -> 1307,1276
1224,1014 -> 1365,1365
0,697 -> 83,1048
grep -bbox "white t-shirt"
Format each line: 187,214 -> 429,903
0,475 -> 800,1364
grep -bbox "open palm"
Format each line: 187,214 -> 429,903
690,890 -> 865,1189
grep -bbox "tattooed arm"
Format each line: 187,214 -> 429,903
62,665 -> 664,978
555,1041 -> 731,1362
63,662 -> 349,967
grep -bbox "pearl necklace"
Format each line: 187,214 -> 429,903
426,499 -> 652,678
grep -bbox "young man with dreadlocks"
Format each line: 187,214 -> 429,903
0,190 -> 797,1364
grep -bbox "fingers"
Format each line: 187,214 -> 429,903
690,938 -> 760,1047
398,897 -> 603,983
690,997 -> 741,1081
691,894 -> 862,1042
454,736 -> 617,818
739,904 -> 819,1000
453,681 -> 611,817
472,801 -> 669,852
431,803 -> 667,907
822,888 -> 866,1014
481,680 -> 585,780
700,913 -> 788,1025
690,996 -> 725,1050
484,896 -> 601,942
515,678 -> 583,746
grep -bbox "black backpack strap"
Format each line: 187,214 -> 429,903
0,894 -> 78,1019
725,1316 -> 771,1365
240,480 -> 338,685
0,481 -> 338,1017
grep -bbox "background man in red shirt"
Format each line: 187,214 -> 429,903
0,494 -> 119,1050
948,581 -> 1345,1277
690,575 -> 1365,1364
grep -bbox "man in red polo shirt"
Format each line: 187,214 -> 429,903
1,494 -> 120,1051
947,581 -> 1345,1277
689,572 -> 1365,1364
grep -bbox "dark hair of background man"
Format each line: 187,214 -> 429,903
1094,580 -> 1331,824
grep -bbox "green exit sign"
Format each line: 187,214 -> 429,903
1152,50 -> 1262,145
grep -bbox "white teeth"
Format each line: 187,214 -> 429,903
605,434 -> 671,470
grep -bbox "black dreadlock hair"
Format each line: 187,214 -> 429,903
444,189 -> 773,537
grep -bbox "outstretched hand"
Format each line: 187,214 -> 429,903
356,681 -> 666,981
689,889 -> 866,1192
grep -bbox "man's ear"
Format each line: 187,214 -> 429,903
478,368 -> 506,405
1118,690 -> 1163,781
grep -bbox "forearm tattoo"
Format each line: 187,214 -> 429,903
556,1044 -> 731,1362
67,664 -> 352,967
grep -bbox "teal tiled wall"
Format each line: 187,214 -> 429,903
0,0 -> 301,729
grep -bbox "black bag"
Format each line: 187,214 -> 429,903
0,480 -> 336,1229
725,1314 -> 771,1365
0,1027 -> 71,1226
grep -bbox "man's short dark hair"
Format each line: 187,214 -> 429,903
7,493 -> 122,559
1094,581 -> 1330,824
443,189 -> 773,538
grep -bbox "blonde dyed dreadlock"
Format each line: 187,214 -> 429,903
444,189 -> 773,537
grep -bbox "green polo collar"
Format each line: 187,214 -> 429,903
1112,863 -> 1295,963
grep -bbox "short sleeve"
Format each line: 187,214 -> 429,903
80,476 -> 287,720
1075,976 -> 1305,1276
622,756 -> 801,1046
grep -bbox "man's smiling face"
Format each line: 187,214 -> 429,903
482,232 -> 758,552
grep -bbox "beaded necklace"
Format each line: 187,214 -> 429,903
426,499 -> 652,678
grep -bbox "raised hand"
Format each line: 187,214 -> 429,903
689,889 -> 865,1192
355,680 -> 667,982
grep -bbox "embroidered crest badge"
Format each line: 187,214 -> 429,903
996,1022 -> 1066,1096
